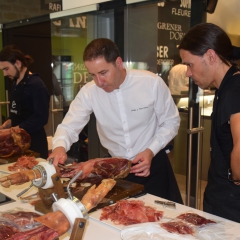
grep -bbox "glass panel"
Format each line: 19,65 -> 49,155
124,0 -> 191,205
0,29 -> 8,124
51,9 -> 115,161
198,89 -> 214,209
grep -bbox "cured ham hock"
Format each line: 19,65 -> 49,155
0,157 -> 131,187
0,128 -> 31,157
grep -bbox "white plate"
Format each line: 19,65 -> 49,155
89,198 -> 180,230
0,158 -> 47,174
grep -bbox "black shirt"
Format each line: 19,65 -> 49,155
10,72 -> 50,133
9,71 -> 50,158
204,66 -> 240,222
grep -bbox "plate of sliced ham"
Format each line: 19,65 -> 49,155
89,198 -> 168,230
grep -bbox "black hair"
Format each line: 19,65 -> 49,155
83,38 -> 120,64
0,45 -> 34,69
179,23 -> 235,66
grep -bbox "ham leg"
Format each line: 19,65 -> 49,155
0,169 -> 41,187
0,128 -> 31,157
0,158 -> 131,188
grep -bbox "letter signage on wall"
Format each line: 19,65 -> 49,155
157,0 -> 190,84
41,0 -> 62,12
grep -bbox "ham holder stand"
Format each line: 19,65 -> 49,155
16,159 -> 145,239
17,160 -> 88,239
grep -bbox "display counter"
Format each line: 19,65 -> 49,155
0,160 -> 240,240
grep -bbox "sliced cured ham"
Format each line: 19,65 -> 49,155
10,225 -> 59,240
100,199 -> 163,226
2,211 -> 41,227
8,156 -> 38,172
160,221 -> 195,235
0,220 -> 20,239
177,213 -> 216,226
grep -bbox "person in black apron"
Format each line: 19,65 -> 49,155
0,45 -> 50,159
179,23 -> 240,222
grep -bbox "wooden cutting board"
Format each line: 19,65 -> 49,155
35,179 -> 144,214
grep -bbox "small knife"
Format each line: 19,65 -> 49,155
127,190 -> 147,199
154,200 -> 176,209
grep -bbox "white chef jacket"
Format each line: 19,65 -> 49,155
52,69 -> 180,160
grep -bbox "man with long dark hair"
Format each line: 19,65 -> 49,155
0,45 -> 50,158
179,23 -> 240,222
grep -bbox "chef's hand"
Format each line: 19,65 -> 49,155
48,147 -> 67,167
130,148 -> 154,177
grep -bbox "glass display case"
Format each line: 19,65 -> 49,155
172,90 -> 215,181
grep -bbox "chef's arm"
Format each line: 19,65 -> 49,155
230,113 -> 240,182
51,88 -> 92,165
148,78 -> 180,156
0,119 -> 12,130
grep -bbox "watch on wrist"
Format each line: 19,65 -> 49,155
228,168 -> 240,183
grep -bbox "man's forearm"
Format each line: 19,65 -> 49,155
230,147 -> 240,181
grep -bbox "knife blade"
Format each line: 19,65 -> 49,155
88,198 -> 115,213
127,190 -> 147,199
154,200 -> 176,209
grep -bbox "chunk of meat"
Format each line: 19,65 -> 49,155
8,156 -> 38,172
177,213 -> 216,226
160,221 -> 195,235
58,158 -> 132,182
0,221 -> 20,239
100,199 -> 163,225
0,128 -> 31,157
81,178 -> 116,211
0,210 -> 59,240
0,158 -> 131,188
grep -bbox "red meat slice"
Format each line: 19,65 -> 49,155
8,156 -> 39,172
2,211 -> 41,227
0,224 -> 19,239
161,221 -> 195,235
100,199 -> 163,226
10,225 -> 59,240
177,213 -> 216,226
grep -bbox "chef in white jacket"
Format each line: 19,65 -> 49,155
49,38 -> 182,203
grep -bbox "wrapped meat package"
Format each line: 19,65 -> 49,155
121,211 -> 236,240
0,208 -> 59,240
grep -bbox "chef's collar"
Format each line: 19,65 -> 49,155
118,68 -> 129,90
